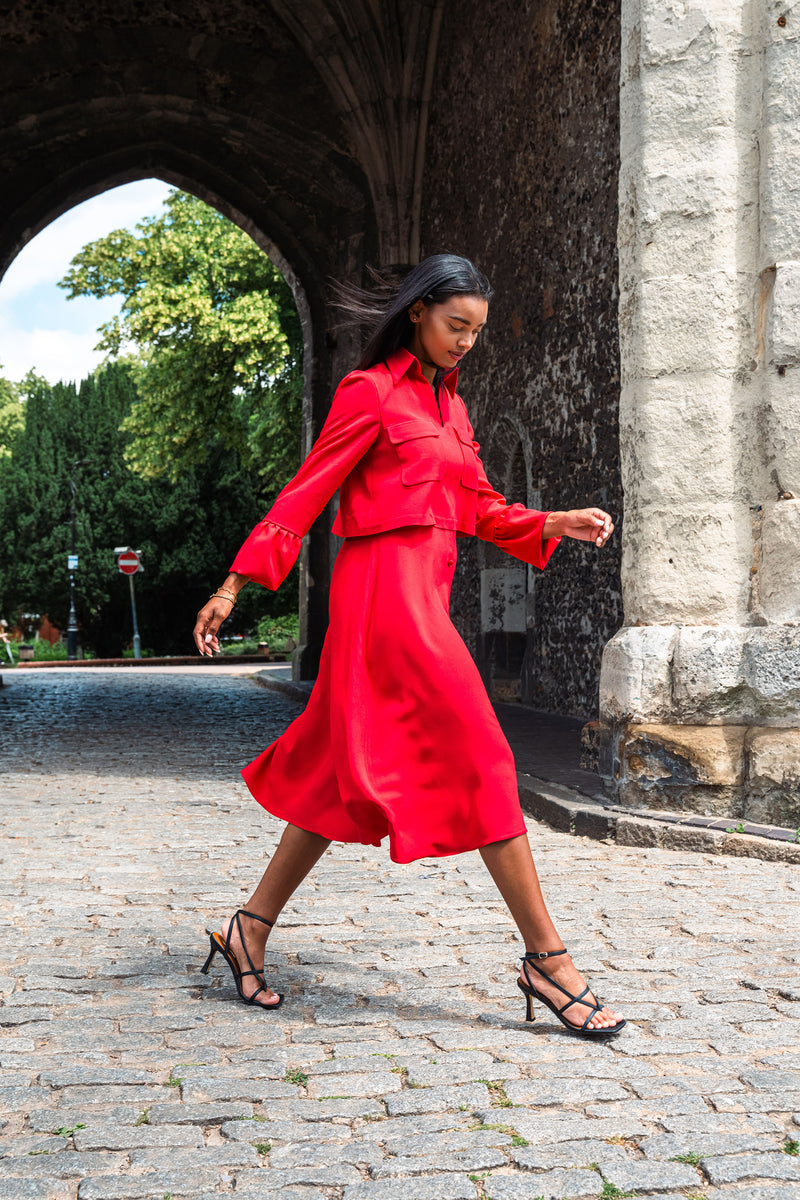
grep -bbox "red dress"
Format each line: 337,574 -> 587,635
230,349 -> 560,863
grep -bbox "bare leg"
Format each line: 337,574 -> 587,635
479,834 -> 623,1031
220,823 -> 331,1006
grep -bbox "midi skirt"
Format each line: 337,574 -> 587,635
242,524 -> 527,863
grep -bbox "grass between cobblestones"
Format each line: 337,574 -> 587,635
3,669 -> 800,1199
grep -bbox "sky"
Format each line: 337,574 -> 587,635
0,179 -> 173,385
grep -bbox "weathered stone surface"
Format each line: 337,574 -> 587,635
39,1067 -> 157,1088
220,1118 -> 351,1144
601,619 -> 800,813
504,1078 -> 628,1106
371,1148 -> 507,1177
701,1152 -> 800,1185
745,728 -> 800,825
77,1171 -> 221,1199
384,1082 -> 489,1117
73,1124 -> 204,1151
760,501 -> 800,622
600,626 -> 677,724
0,1183 -> 73,1200
343,1178 -> 475,1200
673,627 -> 800,724
484,1170 -> 603,1199
706,1189 -> 800,1200
599,1157 -> 702,1191
305,1071 -> 402,1099
128,1143 -> 259,1169
147,1101 -> 253,1124
0,1151 -> 126,1178
229,1165 -> 363,1189
638,1131 -> 781,1159
624,723 -> 746,787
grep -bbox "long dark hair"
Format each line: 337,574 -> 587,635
332,253 -> 492,371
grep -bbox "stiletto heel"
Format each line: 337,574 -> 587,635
518,948 -> 625,1038
201,908 -> 283,1010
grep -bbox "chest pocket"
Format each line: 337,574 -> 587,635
387,420 -> 444,485
455,430 -> 480,490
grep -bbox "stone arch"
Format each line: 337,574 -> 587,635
0,0 -> 449,679
1,0 -> 625,722
0,143 -> 363,679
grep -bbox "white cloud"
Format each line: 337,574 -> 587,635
0,325 -> 108,386
0,179 -> 172,383
1,180 -> 172,301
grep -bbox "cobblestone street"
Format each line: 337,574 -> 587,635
1,666 -> 799,1200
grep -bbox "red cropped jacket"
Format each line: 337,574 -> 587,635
230,347 -> 560,588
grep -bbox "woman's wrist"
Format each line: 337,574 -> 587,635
220,573 -> 248,598
209,573 -> 249,608
542,511 -> 565,539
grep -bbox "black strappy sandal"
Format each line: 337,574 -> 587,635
200,908 -> 284,1010
518,948 -> 625,1038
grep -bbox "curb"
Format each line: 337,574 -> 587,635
518,775 -> 800,865
251,671 -> 800,866
15,654 -> 288,669
252,670 -> 314,706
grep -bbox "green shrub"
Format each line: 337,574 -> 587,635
255,613 -> 299,647
5,638 -> 69,665
218,640 -> 261,656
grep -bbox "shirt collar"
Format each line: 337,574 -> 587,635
385,346 -> 459,395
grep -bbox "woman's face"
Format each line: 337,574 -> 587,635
408,293 -> 488,374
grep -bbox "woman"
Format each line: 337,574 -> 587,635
193,254 -> 625,1037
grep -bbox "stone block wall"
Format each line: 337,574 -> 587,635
600,0 -> 800,823
420,0 -> 623,718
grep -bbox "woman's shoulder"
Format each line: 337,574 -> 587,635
339,359 -> 391,383
334,360 -> 393,401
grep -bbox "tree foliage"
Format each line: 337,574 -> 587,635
59,189 -> 303,492
0,363 -> 298,657
0,368 -> 23,458
0,191 -> 304,654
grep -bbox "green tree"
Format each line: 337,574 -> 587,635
0,367 -> 23,458
0,364 -> 296,657
59,189 -> 303,493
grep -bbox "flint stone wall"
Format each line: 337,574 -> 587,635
420,0 -> 623,719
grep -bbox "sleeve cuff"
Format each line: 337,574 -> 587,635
229,520 -> 303,590
492,505 -> 561,570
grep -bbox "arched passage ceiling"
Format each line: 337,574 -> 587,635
0,0 -> 444,296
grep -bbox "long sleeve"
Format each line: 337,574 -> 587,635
469,424 -> 561,572
230,372 -> 381,589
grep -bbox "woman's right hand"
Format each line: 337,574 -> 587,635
193,596 -> 235,656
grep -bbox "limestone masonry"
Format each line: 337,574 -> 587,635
599,0 -> 800,820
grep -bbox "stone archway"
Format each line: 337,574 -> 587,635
1,0 -> 626,727
0,0 -> 446,679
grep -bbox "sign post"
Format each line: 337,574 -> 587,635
114,547 -> 142,659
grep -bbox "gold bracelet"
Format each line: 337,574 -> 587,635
210,590 -> 237,607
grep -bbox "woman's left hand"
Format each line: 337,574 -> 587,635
554,508 -> 614,547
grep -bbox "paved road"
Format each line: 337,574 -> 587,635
1,666 -> 800,1200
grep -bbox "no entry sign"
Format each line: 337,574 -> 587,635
117,550 -> 140,575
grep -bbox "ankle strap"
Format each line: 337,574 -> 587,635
238,908 -> 274,928
522,948 -> 567,961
